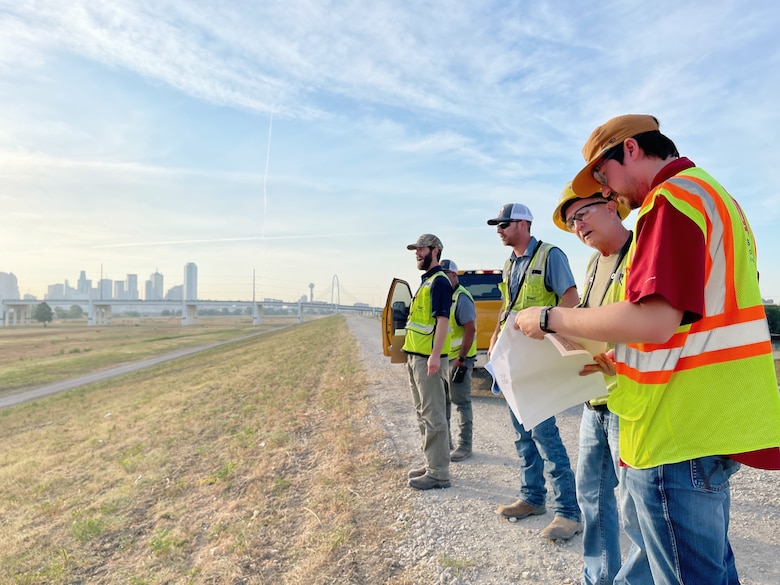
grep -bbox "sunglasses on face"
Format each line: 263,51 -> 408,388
565,200 -> 607,231
497,220 -> 521,230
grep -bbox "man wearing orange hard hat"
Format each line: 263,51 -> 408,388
515,114 -> 780,584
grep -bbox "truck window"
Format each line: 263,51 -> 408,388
458,272 -> 502,300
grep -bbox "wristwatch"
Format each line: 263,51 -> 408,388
539,306 -> 556,334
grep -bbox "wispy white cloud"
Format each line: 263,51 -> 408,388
3,1 -> 780,302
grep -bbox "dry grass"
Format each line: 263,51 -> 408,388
0,315 -> 410,584
0,316 -> 297,394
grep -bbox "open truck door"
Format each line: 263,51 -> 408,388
381,278 -> 412,362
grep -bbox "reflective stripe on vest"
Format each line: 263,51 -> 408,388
616,314 -> 772,384
448,285 -> 477,360
402,271 -> 451,355
610,167 -> 780,468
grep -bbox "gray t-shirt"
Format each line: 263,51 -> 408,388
453,289 -> 476,326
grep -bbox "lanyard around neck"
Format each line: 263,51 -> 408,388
580,232 -> 632,308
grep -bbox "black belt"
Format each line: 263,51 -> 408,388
585,401 -> 609,412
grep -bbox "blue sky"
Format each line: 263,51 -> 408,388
2,1 -> 780,307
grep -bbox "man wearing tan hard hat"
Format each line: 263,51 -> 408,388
514,114 -> 780,584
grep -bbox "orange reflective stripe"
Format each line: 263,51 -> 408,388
677,340 -> 773,370
685,175 -> 744,310
692,304 -> 767,331
617,340 -> 770,383
615,362 -> 673,385
622,318 -> 769,378
634,329 -> 690,352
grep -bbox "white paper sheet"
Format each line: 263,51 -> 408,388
485,324 -> 609,429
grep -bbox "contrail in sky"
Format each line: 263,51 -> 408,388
262,111 -> 273,239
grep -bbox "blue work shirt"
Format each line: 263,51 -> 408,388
507,236 -> 576,300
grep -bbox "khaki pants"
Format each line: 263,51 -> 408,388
407,354 -> 450,480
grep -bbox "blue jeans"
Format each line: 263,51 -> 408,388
577,407 -> 621,584
578,407 -> 653,585
509,408 -> 580,521
622,456 -> 741,585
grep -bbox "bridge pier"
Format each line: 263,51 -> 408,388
182,303 -> 198,326
252,302 -> 263,325
90,304 -> 112,326
2,304 -> 32,326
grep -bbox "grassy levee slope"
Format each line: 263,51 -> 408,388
0,315 -> 408,584
0,317 -> 296,395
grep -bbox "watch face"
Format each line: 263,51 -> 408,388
540,306 -> 552,332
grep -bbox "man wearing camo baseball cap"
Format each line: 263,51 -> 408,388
403,233 -> 453,490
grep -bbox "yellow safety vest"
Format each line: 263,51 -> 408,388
580,238 -> 631,406
498,241 -> 558,327
448,285 -> 478,360
403,270 -> 451,356
609,167 -> 780,468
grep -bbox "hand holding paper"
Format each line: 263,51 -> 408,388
485,324 -> 608,429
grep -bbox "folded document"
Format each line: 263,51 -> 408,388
485,324 -> 608,429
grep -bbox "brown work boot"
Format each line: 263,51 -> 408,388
450,447 -> 472,462
495,499 -> 546,519
408,474 -> 451,490
407,467 -> 426,479
539,516 -> 583,541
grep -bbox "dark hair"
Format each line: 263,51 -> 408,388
609,130 -> 679,164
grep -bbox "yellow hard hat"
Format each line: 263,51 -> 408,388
552,181 -> 631,232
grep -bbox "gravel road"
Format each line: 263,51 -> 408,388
345,315 -> 780,585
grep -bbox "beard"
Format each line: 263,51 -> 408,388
418,250 -> 434,271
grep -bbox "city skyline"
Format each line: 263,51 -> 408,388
4,262 -> 352,304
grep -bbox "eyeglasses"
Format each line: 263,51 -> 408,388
592,145 -> 622,186
565,201 -> 607,231
497,220 -> 520,230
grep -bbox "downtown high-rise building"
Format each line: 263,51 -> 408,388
98,278 -> 112,301
125,274 -> 139,300
145,270 -> 164,301
77,271 -> 91,297
0,272 -> 20,300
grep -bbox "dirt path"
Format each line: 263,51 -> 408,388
347,315 -> 780,584
0,328 -> 286,409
